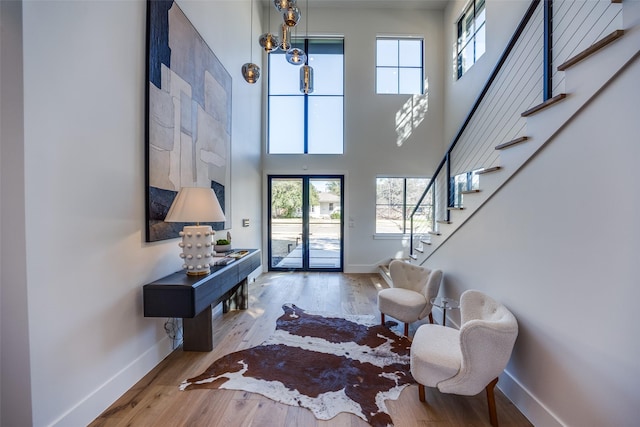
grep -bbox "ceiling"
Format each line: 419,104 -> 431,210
263,0 -> 450,10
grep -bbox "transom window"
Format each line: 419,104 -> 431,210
268,38 -> 344,154
376,38 -> 424,95
375,177 -> 433,234
456,0 -> 486,79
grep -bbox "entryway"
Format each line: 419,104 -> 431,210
268,175 -> 343,271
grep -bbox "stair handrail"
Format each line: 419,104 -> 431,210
409,0 -> 541,254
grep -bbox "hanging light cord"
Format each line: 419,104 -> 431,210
249,0 -> 253,62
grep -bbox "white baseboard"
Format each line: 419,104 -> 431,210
344,264 -> 379,273
49,336 -> 175,427
498,369 -> 565,427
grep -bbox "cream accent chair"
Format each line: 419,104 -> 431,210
377,260 -> 443,336
410,289 -> 518,427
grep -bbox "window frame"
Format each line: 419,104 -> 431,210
456,0 -> 486,79
375,176 -> 434,236
375,37 -> 424,95
267,37 -> 345,155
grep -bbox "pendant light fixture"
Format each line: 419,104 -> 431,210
242,0 -> 260,83
300,64 -> 314,94
279,23 -> 292,51
258,1 -> 280,53
273,0 -> 296,12
285,46 -> 307,65
282,5 -> 301,27
285,0 -> 305,65
300,0 -> 313,94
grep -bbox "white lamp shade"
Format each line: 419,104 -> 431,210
164,187 -> 226,224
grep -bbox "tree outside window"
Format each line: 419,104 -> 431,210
376,177 -> 433,234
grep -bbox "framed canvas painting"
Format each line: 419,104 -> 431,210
145,0 -> 232,242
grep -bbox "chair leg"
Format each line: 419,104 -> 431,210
486,377 -> 499,427
428,312 -> 434,324
404,322 -> 409,336
418,383 -> 426,402
380,313 -> 385,326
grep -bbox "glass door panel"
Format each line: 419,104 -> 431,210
309,178 -> 342,269
269,176 -> 343,271
269,178 -> 303,269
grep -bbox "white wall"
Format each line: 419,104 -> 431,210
261,6 -> 446,271
12,1 -> 262,425
1,1 -> 33,426
433,1 -> 640,424
426,34 -> 640,427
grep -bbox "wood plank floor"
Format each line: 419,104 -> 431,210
90,272 -> 533,427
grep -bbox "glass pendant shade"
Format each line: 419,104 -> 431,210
279,24 -> 292,50
300,65 -> 314,94
258,32 -> 280,53
283,6 -> 301,27
241,63 -> 260,84
274,0 -> 296,12
286,47 -> 307,65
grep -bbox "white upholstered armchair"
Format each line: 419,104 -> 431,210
410,289 -> 518,427
377,260 -> 443,336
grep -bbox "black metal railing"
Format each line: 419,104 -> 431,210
409,0 -> 542,255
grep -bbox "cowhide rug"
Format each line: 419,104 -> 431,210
180,303 -> 415,427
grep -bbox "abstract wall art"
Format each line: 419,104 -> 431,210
145,0 -> 232,242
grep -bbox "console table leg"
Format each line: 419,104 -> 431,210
182,306 -> 213,351
237,278 -> 248,310
223,278 -> 249,312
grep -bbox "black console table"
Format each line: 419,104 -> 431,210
143,249 -> 261,351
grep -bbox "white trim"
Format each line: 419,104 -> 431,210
49,336 -> 175,427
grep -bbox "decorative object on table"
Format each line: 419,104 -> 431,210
377,260 -> 442,336
214,239 -> 231,253
228,250 -> 249,259
411,290 -> 518,427
180,304 -> 415,427
214,231 -> 232,252
164,187 -> 226,276
145,0 -> 232,242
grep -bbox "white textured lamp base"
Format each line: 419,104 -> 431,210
178,225 -> 216,276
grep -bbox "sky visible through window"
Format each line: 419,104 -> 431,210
268,38 -> 344,154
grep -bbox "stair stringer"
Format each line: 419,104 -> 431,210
412,26 -> 640,265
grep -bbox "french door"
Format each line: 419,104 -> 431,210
268,175 -> 343,271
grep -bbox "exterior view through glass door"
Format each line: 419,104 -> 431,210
268,176 -> 343,271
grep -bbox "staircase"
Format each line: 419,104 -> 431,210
398,0 -> 639,269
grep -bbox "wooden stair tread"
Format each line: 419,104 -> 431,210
415,247 -> 424,253
558,30 -> 625,71
419,239 -> 432,245
428,231 -> 441,236
436,220 -> 452,224
521,93 -> 567,117
409,254 -> 418,260
448,206 -> 465,210
476,166 -> 501,175
461,189 -> 481,194
495,136 -> 529,150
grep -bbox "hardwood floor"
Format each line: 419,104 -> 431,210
90,272 -> 532,427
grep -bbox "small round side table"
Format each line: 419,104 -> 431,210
430,297 -> 460,327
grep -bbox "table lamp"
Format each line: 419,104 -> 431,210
164,187 -> 226,276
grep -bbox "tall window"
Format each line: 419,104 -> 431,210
268,38 -> 344,154
376,177 -> 433,234
376,38 -> 424,95
456,0 -> 486,79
